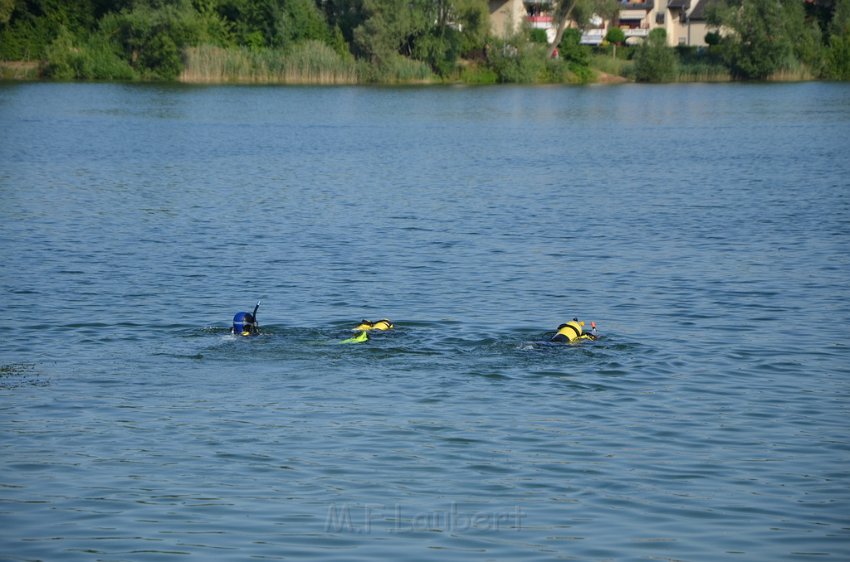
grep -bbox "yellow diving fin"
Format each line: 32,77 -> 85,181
340,331 -> 369,344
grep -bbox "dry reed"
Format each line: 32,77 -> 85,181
180,42 -> 358,85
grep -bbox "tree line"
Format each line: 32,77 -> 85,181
1,0 -> 848,83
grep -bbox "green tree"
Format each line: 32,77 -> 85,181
281,0 -> 331,46
100,1 -> 203,79
353,0 -> 484,75
321,0 -> 367,48
546,0 -> 619,58
557,26 -> 592,80
1,0 -> 15,25
605,26 -> 625,58
454,0 -> 489,55
784,0 -> 825,76
710,0 -> 794,79
826,0 -> 850,78
558,27 -> 589,66
352,0 -> 429,62
44,24 -> 136,80
0,0 -> 103,59
633,28 -> 677,82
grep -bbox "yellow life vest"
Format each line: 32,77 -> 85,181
555,320 -> 585,343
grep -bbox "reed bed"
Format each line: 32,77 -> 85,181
181,42 -> 358,85
676,64 -> 731,82
0,61 -> 40,80
768,66 -> 816,82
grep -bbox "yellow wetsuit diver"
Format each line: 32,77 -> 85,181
551,319 -> 597,343
340,319 -> 394,344
353,319 -> 394,331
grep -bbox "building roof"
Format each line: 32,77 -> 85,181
688,0 -> 719,21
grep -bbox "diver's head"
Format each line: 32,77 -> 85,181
232,312 -> 256,336
354,319 -> 374,331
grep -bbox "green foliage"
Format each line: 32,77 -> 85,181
559,28 -> 589,66
215,0 -> 284,48
454,0 -> 489,55
712,0 -> 794,80
486,40 -> 547,83
352,0 -> 484,76
605,27 -> 625,45
459,63 -> 498,84
353,0 -> 429,62
675,47 -> 730,81
4,0 -> 850,83
570,0 -> 617,29
591,51 -> 633,77
0,7 -> 59,59
784,0 -> 825,77
281,0 -> 331,46
44,26 -> 136,80
825,0 -> 850,79
321,0 -> 367,48
412,28 -> 461,76
99,1 -> 207,79
360,51 -> 433,82
826,31 -> 850,79
529,28 -> 548,44
193,0 -> 236,46
633,28 -> 677,82
0,0 -> 14,25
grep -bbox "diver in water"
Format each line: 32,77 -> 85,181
231,301 -> 260,336
551,318 -> 597,343
353,319 -> 394,331
340,319 -> 393,344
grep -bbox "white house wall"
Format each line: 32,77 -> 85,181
489,0 -> 527,38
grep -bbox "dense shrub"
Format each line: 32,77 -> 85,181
413,28 -> 462,76
44,27 -> 135,80
825,0 -> 850,79
558,28 -> 589,66
529,28 -> 548,44
486,40 -> 547,83
633,28 -> 677,82
100,4 -> 204,79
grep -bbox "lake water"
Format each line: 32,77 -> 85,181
1,82 -> 849,561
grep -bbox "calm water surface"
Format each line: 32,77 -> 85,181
1,82 -> 849,561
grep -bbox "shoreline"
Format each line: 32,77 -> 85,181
3,60 -> 824,86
